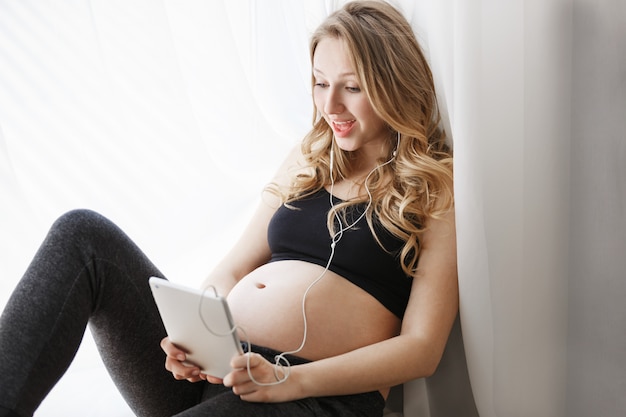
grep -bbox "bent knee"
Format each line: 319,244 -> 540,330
49,209 -> 123,246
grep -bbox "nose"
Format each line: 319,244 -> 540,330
324,87 -> 344,115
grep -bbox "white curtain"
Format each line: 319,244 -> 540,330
1,1 -> 624,416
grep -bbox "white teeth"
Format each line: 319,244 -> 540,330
333,120 -> 355,125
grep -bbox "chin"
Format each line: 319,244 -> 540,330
334,138 -> 360,152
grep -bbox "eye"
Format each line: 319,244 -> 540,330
346,86 -> 361,93
314,82 -> 329,88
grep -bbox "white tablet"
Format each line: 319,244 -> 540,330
148,277 -> 243,378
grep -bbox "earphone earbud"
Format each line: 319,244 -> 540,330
393,131 -> 400,157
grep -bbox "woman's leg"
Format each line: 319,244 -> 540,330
0,210 -> 203,417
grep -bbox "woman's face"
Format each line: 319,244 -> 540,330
313,37 -> 388,159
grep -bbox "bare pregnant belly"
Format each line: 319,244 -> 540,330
226,260 -> 401,361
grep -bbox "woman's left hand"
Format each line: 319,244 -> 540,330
223,352 -> 303,403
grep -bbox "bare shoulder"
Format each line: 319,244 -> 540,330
271,144 -> 306,186
421,208 -> 456,254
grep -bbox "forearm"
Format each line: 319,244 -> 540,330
199,196 -> 277,296
200,267 -> 240,297
294,334 -> 441,398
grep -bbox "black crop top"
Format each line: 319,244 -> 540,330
267,188 -> 413,318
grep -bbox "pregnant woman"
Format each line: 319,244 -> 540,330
0,2 -> 458,416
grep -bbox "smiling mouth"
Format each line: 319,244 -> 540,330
332,120 -> 356,134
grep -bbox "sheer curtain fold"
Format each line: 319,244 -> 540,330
429,1 -> 624,416
423,0 -> 571,416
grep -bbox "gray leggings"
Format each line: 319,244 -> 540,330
0,210 -> 385,417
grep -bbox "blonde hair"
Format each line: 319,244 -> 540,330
268,0 -> 453,276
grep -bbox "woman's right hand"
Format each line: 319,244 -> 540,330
160,337 -> 223,384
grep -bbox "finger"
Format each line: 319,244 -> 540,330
160,337 -> 187,361
222,368 -> 240,388
231,380 -> 259,397
171,372 -> 188,381
230,352 -> 261,370
166,358 -> 202,379
164,355 -> 188,372
172,368 -> 202,382
177,366 -> 203,383
206,375 -> 224,385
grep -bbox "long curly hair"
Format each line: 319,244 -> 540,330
267,0 -> 454,277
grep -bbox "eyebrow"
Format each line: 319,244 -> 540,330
313,68 -> 357,78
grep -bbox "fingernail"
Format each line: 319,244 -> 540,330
177,354 -> 185,361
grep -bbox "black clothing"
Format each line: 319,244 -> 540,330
268,188 -> 412,318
